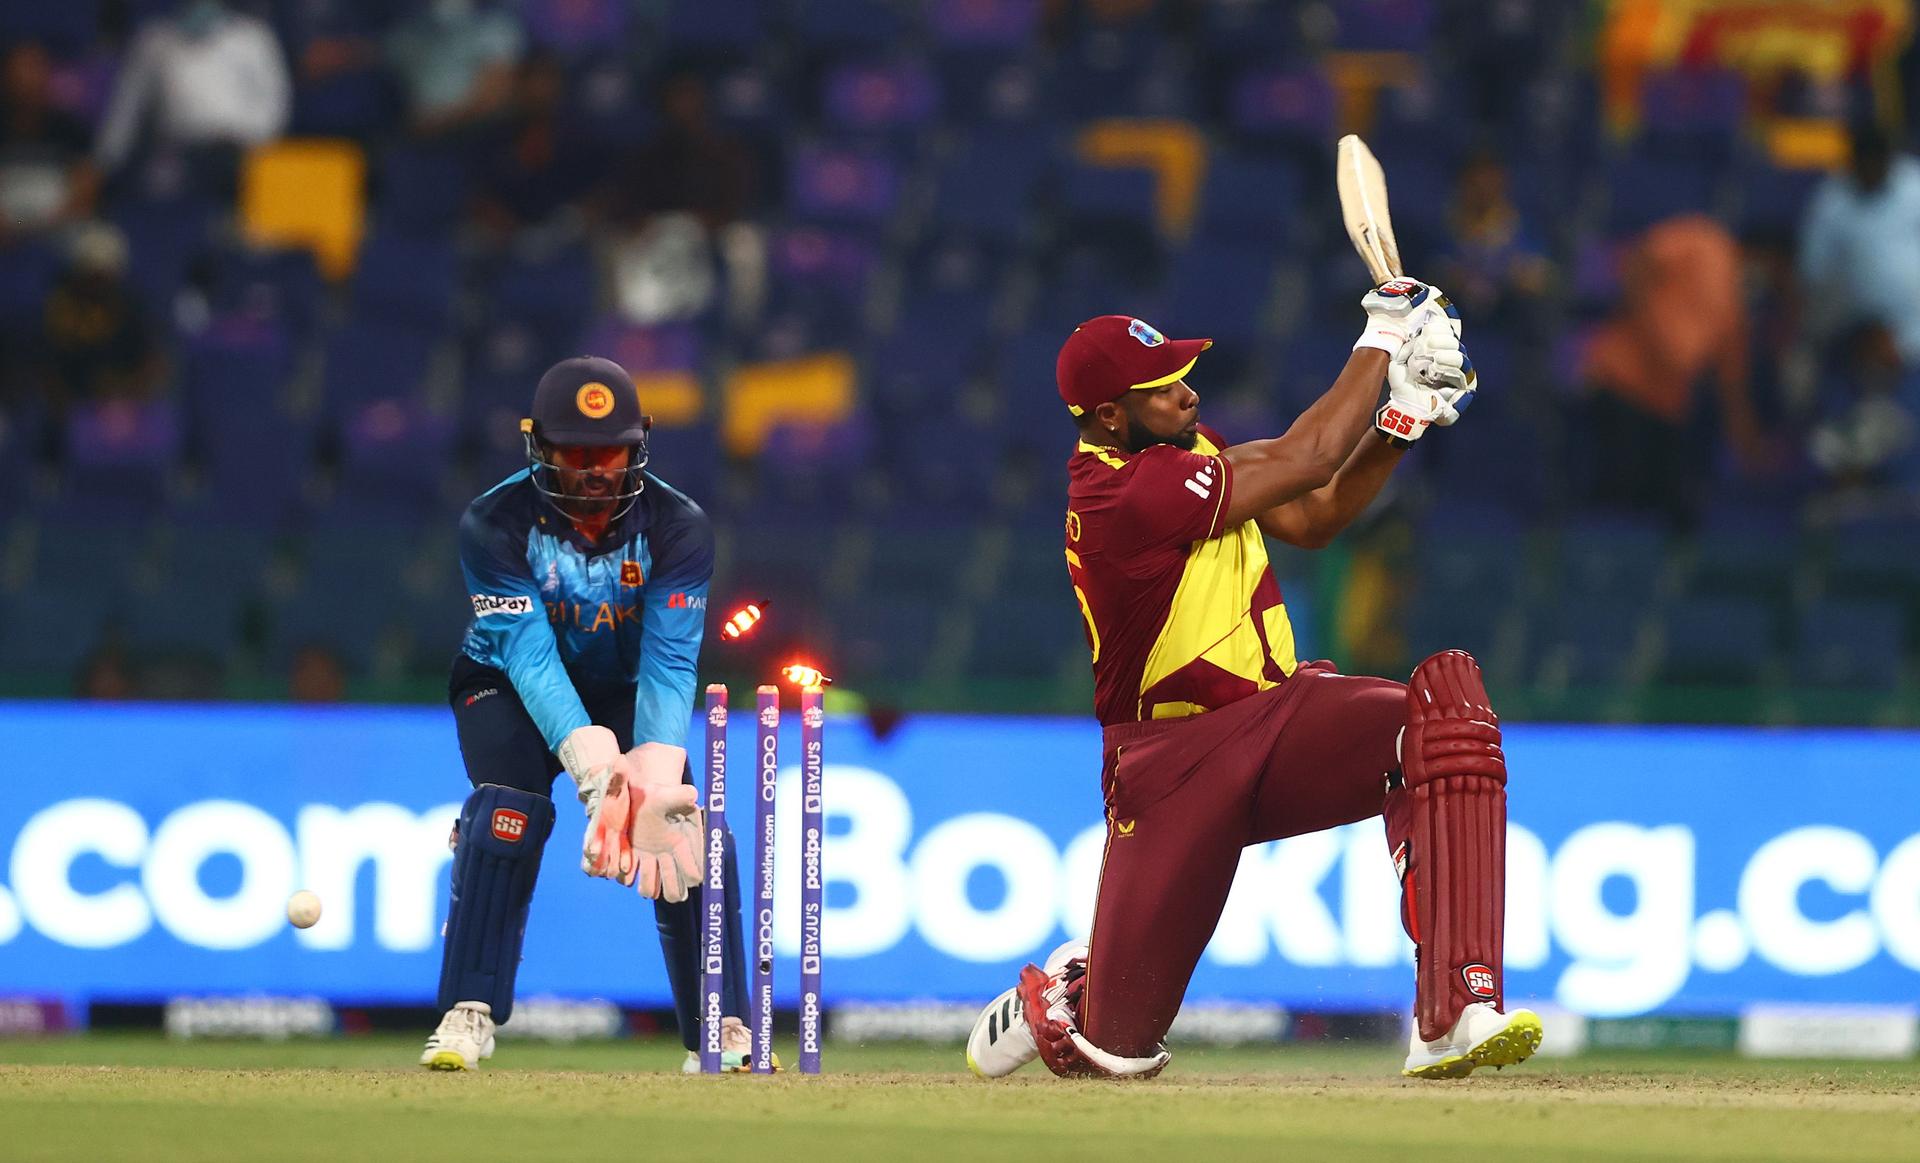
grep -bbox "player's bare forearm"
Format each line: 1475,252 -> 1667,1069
1218,348 -> 1389,526
1256,427 -> 1404,549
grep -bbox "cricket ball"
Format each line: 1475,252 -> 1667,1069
286,890 -> 323,930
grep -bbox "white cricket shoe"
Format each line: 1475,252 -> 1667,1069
965,940 -> 1086,1078
420,1001 -> 495,1071
680,1016 -> 779,1074
1402,1002 -> 1543,1079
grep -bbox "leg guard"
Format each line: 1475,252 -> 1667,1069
1385,649 -> 1507,1043
656,823 -> 747,1051
438,784 -> 555,1024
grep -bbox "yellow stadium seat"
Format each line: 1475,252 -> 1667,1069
635,371 -> 705,427
1766,118 -> 1849,171
722,353 -> 856,456
239,139 -> 367,280
1076,119 -> 1208,241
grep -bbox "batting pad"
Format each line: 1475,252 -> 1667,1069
437,784 -> 555,1022
1390,650 -> 1507,1043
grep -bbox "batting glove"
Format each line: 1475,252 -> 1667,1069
1375,325 -> 1473,447
1354,278 -> 1460,355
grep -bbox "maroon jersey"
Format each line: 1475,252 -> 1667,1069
1065,425 -> 1299,726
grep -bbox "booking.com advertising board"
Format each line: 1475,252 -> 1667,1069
2,701 -> 1918,1019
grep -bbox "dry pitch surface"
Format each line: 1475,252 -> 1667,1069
4,1035 -> 1918,1161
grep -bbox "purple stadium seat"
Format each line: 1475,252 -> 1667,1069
483,244 -> 594,342
1230,68 -> 1336,144
1798,599 -> 1906,689
663,0 -> 768,58
0,0 -> 101,55
114,195 -> 217,321
791,0 -> 907,56
1639,70 -> 1747,153
787,145 -> 903,224
577,318 -> 703,375
768,226 -> 881,303
823,59 -> 941,133
1195,151 -> 1304,247
339,398 -> 456,496
521,0 -> 632,54
1604,148 -> 1726,233
373,144 -> 471,237
64,399 -> 182,506
352,233 -> 459,331
929,0 -> 1040,49
1328,0 -> 1434,52
321,318 -> 438,415
1162,242 -> 1275,346
931,126 -> 1056,239
0,236 -> 60,338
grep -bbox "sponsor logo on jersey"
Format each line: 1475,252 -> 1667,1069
463,688 -> 499,707
471,594 -> 535,618
1127,319 -> 1166,347
576,382 -> 615,419
1065,510 -> 1082,542
1115,819 -> 1137,837
1392,840 -> 1410,883
1461,963 -> 1497,999
492,808 -> 529,843
620,560 -> 643,587
666,592 -> 707,610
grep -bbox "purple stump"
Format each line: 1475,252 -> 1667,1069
700,684 -> 728,1074
752,685 -> 779,1073
798,685 -> 825,1073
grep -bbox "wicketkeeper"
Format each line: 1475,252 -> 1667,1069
966,284 -> 1542,1080
421,356 -> 756,1072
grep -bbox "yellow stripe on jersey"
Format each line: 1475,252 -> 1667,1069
1076,440 -> 1129,470
1135,433 -> 1298,719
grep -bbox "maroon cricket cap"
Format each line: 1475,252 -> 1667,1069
1056,316 -> 1214,417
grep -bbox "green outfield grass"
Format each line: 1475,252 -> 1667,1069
3,1035 -> 1917,1162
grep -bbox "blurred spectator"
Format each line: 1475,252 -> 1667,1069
471,52 -> 599,243
1808,323 -> 1920,493
93,0 -> 290,197
597,72 -> 758,325
601,72 -> 754,233
0,41 -> 98,240
38,223 -> 163,412
1579,214 -> 1763,528
386,0 -> 523,138
289,644 -> 348,702
1798,120 -> 1920,367
1435,149 -> 1550,335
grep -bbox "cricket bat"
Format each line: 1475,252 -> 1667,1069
1336,134 -> 1402,286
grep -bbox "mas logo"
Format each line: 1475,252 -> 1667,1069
620,560 -> 643,587
1127,319 -> 1165,347
576,381 -> 615,419
666,592 -> 707,610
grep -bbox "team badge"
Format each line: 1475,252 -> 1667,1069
576,381 -> 615,419
621,560 -> 643,587
1115,819 -> 1137,836
1127,319 -> 1165,347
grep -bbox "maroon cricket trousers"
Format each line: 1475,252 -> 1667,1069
1081,664 -> 1407,1057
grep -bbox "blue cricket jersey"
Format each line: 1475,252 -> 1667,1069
457,469 -> 712,752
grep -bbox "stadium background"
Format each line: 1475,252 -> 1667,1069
2,0 -> 1919,1045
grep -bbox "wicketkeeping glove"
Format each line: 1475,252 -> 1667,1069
559,724 -> 637,883
625,742 -> 703,904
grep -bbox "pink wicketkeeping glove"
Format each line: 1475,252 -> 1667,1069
625,743 -> 703,903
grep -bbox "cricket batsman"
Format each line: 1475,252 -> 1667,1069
420,355 -> 757,1072
965,284 -> 1543,1080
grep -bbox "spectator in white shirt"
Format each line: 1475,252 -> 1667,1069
93,0 -> 290,194
1800,121 -> 1920,367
